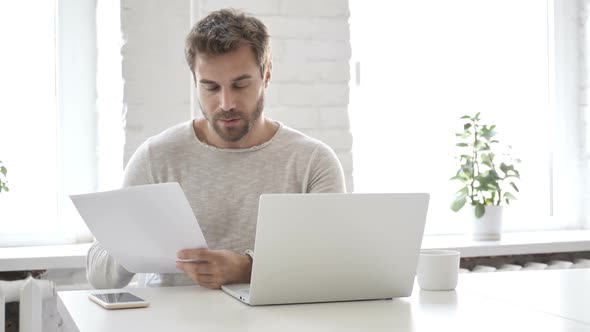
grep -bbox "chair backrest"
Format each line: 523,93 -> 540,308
20,278 -> 43,332
0,278 -> 54,332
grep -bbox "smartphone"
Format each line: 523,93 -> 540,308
88,292 -> 150,310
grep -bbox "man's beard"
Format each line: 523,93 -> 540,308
202,93 -> 264,143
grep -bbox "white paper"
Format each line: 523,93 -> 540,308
70,182 -> 208,273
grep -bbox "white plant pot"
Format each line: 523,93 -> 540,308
471,205 -> 503,241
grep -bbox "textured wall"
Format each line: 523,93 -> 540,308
121,0 -> 354,191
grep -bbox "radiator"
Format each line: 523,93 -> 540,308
463,258 -> 590,273
0,278 -> 54,332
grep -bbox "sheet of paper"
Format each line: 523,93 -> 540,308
70,182 -> 208,273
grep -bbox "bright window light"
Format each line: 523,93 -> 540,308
0,1 -> 59,237
349,0 -> 562,233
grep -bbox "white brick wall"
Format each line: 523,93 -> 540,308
279,0 -> 349,17
272,61 -> 350,83
121,0 -> 192,162
122,0 -> 354,191
275,39 -> 351,61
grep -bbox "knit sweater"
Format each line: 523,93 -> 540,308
86,119 -> 346,288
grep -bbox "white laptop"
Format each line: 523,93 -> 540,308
221,193 -> 430,305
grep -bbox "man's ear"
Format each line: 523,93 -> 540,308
264,62 -> 272,88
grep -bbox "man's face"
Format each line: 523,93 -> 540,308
195,45 -> 268,142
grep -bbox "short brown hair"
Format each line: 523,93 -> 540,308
185,9 -> 271,81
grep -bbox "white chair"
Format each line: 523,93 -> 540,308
20,278 -> 43,332
0,277 -> 55,332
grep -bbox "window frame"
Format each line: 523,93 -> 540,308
348,0 -> 586,233
548,0 -> 586,230
55,0 -> 98,245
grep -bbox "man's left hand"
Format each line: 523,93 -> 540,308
176,249 -> 252,289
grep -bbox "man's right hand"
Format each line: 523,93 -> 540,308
176,248 -> 253,289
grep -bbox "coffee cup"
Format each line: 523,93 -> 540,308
417,249 -> 460,291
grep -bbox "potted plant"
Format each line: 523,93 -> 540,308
0,160 -> 8,193
450,113 -> 520,240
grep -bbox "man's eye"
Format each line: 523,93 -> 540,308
205,85 -> 220,91
234,83 -> 250,90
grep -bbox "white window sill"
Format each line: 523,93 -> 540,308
1,230 -> 589,272
0,243 -> 91,272
422,229 -> 590,257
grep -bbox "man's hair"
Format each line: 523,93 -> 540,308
185,9 -> 271,81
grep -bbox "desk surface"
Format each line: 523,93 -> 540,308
58,269 -> 590,332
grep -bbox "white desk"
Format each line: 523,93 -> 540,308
58,269 -> 590,332
459,268 -> 590,325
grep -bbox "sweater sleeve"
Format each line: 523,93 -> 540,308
86,241 -> 135,289
306,142 -> 347,193
86,141 -> 153,289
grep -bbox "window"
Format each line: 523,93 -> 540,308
0,1 -> 60,244
349,0 -> 584,233
0,0 -> 114,246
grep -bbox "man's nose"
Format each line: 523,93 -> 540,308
219,89 -> 236,111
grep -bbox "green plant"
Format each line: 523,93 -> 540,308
0,160 -> 8,192
450,113 -> 520,218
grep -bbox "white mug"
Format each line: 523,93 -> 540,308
417,249 -> 460,291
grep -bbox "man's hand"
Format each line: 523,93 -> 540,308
176,249 -> 252,289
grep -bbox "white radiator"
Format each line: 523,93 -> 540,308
0,277 -> 54,332
464,258 -> 590,273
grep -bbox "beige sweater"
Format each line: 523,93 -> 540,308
86,120 -> 346,288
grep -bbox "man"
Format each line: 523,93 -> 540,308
87,9 -> 346,290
